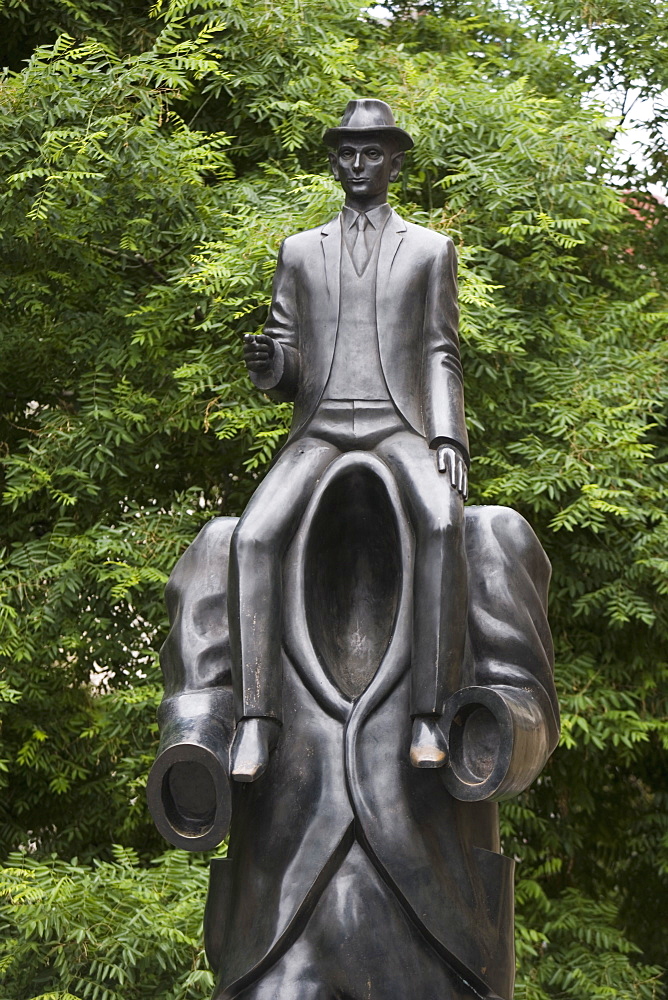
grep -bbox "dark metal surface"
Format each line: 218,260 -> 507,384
303,462 -> 401,699
147,100 -> 560,1000
147,496 -> 559,1000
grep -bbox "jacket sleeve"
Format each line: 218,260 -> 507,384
146,517 -> 238,850
422,237 -> 469,463
250,239 -> 300,402
442,506 -> 560,802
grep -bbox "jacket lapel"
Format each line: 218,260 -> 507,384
320,216 -> 341,385
376,210 -> 406,303
376,211 -> 406,394
321,215 -> 341,314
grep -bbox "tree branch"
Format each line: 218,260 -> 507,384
93,245 -> 170,284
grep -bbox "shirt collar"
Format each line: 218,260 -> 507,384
341,202 -> 392,230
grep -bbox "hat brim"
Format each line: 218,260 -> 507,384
323,125 -> 414,151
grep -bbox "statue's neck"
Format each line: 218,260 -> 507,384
343,192 -> 389,213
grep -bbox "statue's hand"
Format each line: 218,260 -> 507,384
437,444 -> 468,499
243,333 -> 275,373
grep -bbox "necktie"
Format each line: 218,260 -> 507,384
351,213 -> 370,275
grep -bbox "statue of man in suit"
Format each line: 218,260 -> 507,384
229,99 -> 470,780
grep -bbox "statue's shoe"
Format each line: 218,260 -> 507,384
409,716 -> 448,769
230,718 -> 280,783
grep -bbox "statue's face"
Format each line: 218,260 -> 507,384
329,135 -> 404,203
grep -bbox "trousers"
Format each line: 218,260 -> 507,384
229,399 -> 467,721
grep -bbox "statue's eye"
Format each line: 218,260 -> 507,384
366,149 -> 382,159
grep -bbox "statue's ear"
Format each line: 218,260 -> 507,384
328,150 -> 340,181
389,150 -> 405,183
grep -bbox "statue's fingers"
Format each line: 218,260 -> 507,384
457,460 -> 466,497
437,447 -> 447,473
255,334 -> 275,354
449,451 -> 458,490
462,466 -> 469,500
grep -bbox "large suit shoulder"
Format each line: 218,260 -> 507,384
279,223 -> 329,264
402,220 -> 456,258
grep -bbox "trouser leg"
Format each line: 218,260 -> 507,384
229,437 -> 340,722
375,431 -> 467,716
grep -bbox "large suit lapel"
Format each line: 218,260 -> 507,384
377,211 -> 407,416
320,217 -> 341,383
376,209 -> 406,302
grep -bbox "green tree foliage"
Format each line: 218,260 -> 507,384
0,847 -> 214,999
0,1 -> 666,997
512,0 -> 668,185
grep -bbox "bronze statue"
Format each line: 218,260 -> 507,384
231,99 -> 469,780
148,100 -> 560,1000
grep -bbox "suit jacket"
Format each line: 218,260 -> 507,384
149,499 -> 559,1000
251,209 -> 470,460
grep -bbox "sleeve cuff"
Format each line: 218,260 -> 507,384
147,691 -> 234,851
440,685 -> 552,802
430,437 -> 470,468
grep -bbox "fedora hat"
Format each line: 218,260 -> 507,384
323,98 -> 414,151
